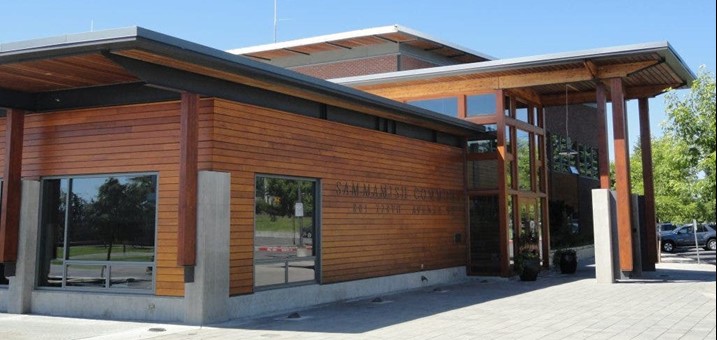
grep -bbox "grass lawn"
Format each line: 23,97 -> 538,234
255,214 -> 313,232
55,245 -> 154,262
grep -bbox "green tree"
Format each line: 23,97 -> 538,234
663,66 -> 716,221
630,133 -> 707,223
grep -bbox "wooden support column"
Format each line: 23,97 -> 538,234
638,98 -> 657,269
177,93 -> 199,271
0,109 -> 25,266
596,83 -> 611,188
496,93 -> 510,277
610,78 -> 633,272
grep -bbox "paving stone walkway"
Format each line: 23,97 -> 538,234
1,259 -> 715,339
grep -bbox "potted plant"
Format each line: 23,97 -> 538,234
552,248 -> 578,274
515,249 -> 541,281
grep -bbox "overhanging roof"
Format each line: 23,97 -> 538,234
227,25 -> 495,63
0,27 -> 485,136
332,42 -> 696,105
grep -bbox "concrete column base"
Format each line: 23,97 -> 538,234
592,189 -> 620,283
7,180 -> 41,314
183,171 -> 231,325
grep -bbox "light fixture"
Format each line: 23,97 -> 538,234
558,84 -> 578,157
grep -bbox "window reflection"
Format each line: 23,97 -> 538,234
38,174 -> 157,291
407,97 -> 459,117
516,129 -> 532,191
255,176 -> 318,288
467,93 -> 497,116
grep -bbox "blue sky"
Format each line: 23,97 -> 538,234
1,0 -> 715,153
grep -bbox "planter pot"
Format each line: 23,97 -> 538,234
519,258 -> 541,281
559,253 -> 577,274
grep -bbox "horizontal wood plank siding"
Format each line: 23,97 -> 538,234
0,99 -> 214,297
211,99 -> 466,296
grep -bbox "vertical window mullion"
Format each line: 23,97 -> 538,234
62,179 -> 72,288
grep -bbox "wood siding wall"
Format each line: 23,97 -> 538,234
0,100 -> 214,297
211,99 -> 467,296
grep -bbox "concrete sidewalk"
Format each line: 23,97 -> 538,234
1,260 -> 715,339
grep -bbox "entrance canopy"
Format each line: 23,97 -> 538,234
332,41 -> 695,105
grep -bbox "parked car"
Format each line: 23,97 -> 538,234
660,224 -> 716,252
657,223 -> 678,236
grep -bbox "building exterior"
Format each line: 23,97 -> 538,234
0,26 -> 694,323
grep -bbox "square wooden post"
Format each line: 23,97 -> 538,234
177,93 -> 199,273
0,108 -> 25,266
610,78 -> 633,272
596,83 -> 611,189
638,98 -> 657,270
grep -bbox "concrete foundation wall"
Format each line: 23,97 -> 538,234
30,291 -> 184,322
228,266 -> 467,319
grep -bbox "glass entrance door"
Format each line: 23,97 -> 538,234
469,195 -> 501,275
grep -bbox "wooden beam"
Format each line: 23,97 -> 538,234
598,61 -> 660,79
610,78 -> 633,272
639,98 -> 657,270
177,92 -> 199,268
0,109 -> 25,264
498,61 -> 660,89
540,83 -> 679,106
583,60 -> 598,79
596,83 -> 611,188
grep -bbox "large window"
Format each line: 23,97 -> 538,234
407,97 -> 458,117
466,93 -> 497,116
37,174 -> 157,292
254,175 -> 319,288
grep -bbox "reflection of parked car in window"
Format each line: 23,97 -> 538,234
660,224 -> 716,252
300,226 -> 313,239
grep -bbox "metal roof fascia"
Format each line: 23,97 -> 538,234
331,41 -> 696,87
0,26 -> 484,135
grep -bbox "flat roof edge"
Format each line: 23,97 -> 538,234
331,41 -> 696,87
0,26 -> 484,136
0,27 -> 141,55
227,24 -> 495,61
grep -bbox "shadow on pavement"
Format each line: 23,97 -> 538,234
211,261 -> 599,334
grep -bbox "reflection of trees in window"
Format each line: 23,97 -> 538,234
516,130 -> 531,191
256,178 -> 314,221
38,174 -> 157,290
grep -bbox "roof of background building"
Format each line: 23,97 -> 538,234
227,25 -> 495,63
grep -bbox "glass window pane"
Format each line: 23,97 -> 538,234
407,98 -> 458,117
466,93 -> 497,116
67,176 -> 156,262
38,174 -> 157,291
469,196 -> 501,274
66,264 -> 107,288
468,160 -> 498,189
505,160 -> 514,189
287,259 -> 316,284
468,125 -> 497,153
255,177 -> 317,288
516,101 -> 529,122
504,96 -> 512,117
505,126 -> 512,154
516,130 -> 532,191
38,179 -> 68,287
109,265 -> 153,290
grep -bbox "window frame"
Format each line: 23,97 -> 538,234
253,173 -> 322,290
36,172 -> 159,294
